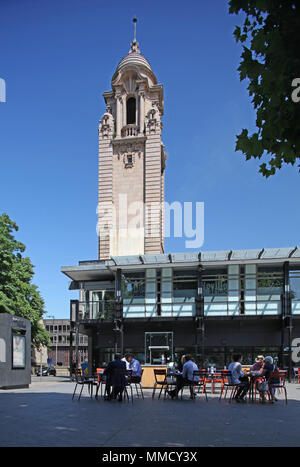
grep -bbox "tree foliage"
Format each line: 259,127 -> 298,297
0,213 -> 50,349
229,0 -> 300,177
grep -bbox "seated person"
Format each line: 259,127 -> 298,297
250,355 -> 265,389
168,355 -> 199,399
250,355 -> 265,375
103,353 -> 127,401
228,353 -> 250,402
125,353 -> 142,383
177,354 -> 186,373
258,356 -> 280,403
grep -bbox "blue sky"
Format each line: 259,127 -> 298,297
0,0 -> 299,319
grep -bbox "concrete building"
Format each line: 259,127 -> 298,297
61,24 -> 300,377
43,318 -> 88,368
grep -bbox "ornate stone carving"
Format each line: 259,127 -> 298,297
106,103 -> 112,114
123,152 -> 135,168
99,112 -> 114,139
114,141 -> 143,168
145,108 -> 161,135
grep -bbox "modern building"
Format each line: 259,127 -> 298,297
61,25 -> 300,377
43,318 -> 88,367
62,249 -> 300,371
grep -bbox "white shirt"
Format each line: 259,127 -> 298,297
228,361 -> 244,384
122,357 -> 130,370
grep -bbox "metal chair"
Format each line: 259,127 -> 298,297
124,369 -> 134,403
179,370 -> 208,401
219,370 -> 238,402
152,369 -> 169,399
72,368 -> 96,401
129,369 -> 144,399
292,367 -> 298,383
107,367 -> 133,403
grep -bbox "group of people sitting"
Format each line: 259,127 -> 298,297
97,352 -> 279,403
102,353 -> 142,402
228,353 -> 280,403
166,353 -> 280,403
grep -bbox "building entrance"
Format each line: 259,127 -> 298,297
145,332 -> 173,365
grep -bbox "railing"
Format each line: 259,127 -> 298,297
123,296 -> 283,318
79,301 -> 115,321
78,297 -> 285,320
121,124 -> 139,137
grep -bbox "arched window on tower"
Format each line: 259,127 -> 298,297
126,97 -> 136,125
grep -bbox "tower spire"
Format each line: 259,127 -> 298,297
133,17 -> 137,42
130,17 -> 140,54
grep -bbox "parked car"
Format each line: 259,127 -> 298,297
35,366 -> 56,376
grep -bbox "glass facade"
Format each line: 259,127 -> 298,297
290,268 -> 300,314
78,263 -> 300,320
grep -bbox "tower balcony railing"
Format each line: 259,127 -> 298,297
78,301 -> 115,321
121,124 -> 139,137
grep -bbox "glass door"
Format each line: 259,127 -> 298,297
145,332 -> 174,365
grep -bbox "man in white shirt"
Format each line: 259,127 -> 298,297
125,353 -> 142,383
228,354 -> 250,402
168,355 -> 199,399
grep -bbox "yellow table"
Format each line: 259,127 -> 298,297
141,365 -> 167,388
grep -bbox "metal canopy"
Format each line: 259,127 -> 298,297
201,250 -> 231,262
292,247 -> 300,258
110,255 -> 142,266
61,246 -> 300,281
260,247 -> 295,259
170,252 -> 199,263
230,249 -> 262,260
61,264 -> 114,282
140,254 -> 170,264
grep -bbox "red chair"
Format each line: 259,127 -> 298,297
212,372 -> 224,394
196,369 -> 206,393
202,371 -> 214,394
268,371 -> 288,404
95,367 -> 106,399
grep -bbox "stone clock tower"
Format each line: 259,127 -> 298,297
97,26 -> 167,260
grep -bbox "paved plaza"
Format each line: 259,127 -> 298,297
0,377 -> 300,447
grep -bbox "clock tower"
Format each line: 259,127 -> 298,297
97,21 -> 167,259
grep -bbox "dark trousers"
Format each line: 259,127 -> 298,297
169,375 -> 193,397
105,382 -> 124,399
236,376 -> 250,399
112,384 -> 125,399
131,375 -> 141,383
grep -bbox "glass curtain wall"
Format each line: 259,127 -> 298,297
203,267 -> 228,316
290,268 -> 300,314
257,266 -> 283,315
122,271 -> 145,317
